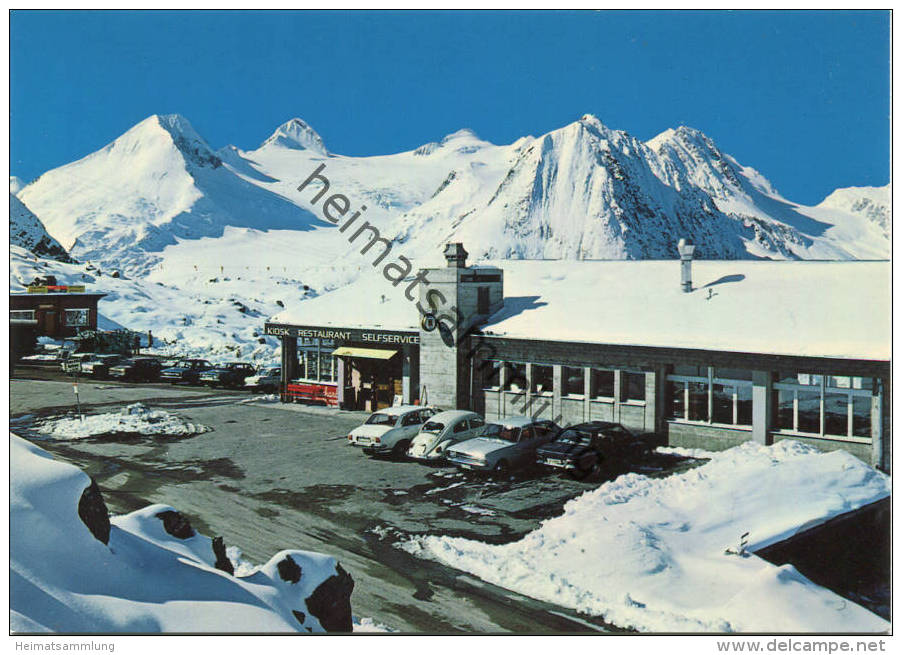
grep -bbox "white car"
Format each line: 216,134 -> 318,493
347,405 -> 438,457
244,366 -> 281,393
407,410 -> 485,461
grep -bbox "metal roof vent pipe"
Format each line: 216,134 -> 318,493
678,238 -> 696,293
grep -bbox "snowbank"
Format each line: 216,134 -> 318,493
34,403 -> 209,440
10,434 -> 354,633
400,440 -> 890,633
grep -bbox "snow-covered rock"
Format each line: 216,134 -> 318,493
10,433 -> 356,632
400,440 -> 890,633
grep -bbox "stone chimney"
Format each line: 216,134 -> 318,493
444,242 -> 468,269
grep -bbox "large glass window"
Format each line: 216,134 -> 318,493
296,338 -> 335,382
504,362 -> 527,393
531,365 -> 553,394
590,369 -> 615,398
562,367 -> 585,397
621,372 -> 646,402
711,384 -> 735,424
774,372 -> 875,440
64,308 -> 89,326
668,366 -> 752,427
687,382 -> 708,421
852,396 -> 872,438
482,360 -> 501,389
776,388 -> 795,431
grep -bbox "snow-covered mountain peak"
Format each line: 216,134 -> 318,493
816,184 -> 890,234
441,128 -> 480,144
260,118 -> 327,155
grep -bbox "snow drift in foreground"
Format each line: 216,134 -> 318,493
35,403 -> 210,440
10,434 -> 354,633
400,441 -> 890,633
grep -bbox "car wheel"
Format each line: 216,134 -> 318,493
392,440 -> 411,459
492,460 -> 510,477
568,454 -> 600,480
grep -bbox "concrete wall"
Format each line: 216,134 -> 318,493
667,421 -> 754,451
771,433 -> 873,464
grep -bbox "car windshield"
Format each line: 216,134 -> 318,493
480,423 -> 521,441
422,421 -> 445,433
556,429 -> 592,445
365,413 -> 398,426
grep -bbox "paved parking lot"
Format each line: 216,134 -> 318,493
10,371 -> 699,633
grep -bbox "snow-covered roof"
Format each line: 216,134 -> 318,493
269,272 -> 420,333
481,260 -> 890,361
269,260 -> 889,362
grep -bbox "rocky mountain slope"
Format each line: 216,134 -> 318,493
9,193 -> 73,262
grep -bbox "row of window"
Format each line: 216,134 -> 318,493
482,361 -> 646,402
774,373 -> 873,439
10,308 -> 89,326
666,367 -> 875,440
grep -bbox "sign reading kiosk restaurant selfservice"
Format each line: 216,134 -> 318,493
264,324 -> 419,344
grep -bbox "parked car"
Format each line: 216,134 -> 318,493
109,357 -> 163,382
60,352 -> 95,374
244,366 -> 281,393
407,410 -> 485,461
535,421 -> 651,479
446,416 -> 560,474
160,359 -> 214,385
199,362 -> 257,388
347,405 -> 439,457
80,354 -> 123,378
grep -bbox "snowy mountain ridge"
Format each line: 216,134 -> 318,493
14,112 -> 889,277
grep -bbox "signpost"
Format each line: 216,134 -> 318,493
64,360 -> 84,421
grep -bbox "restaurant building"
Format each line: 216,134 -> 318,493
265,244 -> 890,471
9,281 -> 106,339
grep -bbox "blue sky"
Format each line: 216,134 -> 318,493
10,10 -> 890,204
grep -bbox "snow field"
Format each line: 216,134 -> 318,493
399,440 -> 890,633
35,403 -> 210,440
10,434 -> 347,633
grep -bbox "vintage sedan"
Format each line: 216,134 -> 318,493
108,357 -> 163,382
407,410 -> 485,461
536,421 -> 651,479
347,405 -> 439,457
199,362 -> 257,388
79,354 -> 123,378
244,366 -> 281,393
446,416 -> 560,474
160,359 -> 214,385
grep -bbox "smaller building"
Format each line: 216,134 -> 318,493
10,283 -> 106,339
